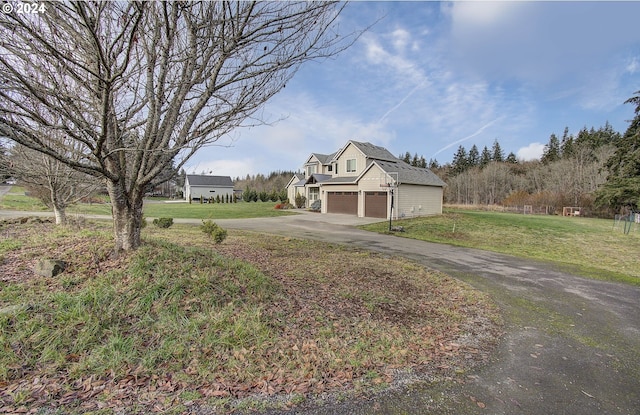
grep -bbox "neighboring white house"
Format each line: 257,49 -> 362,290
184,175 -> 234,201
287,140 -> 446,219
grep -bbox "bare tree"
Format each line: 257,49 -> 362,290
0,1 -> 360,252
8,143 -> 102,224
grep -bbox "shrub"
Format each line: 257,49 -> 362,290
200,220 -> 227,244
294,193 -> 306,208
152,217 -> 174,228
310,199 -> 321,212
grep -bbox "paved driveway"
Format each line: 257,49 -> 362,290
216,212 -> 640,415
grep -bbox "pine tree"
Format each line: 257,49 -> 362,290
452,145 -> 469,174
468,144 -> 480,167
541,133 -> 561,164
480,146 -> 492,167
561,127 -> 574,158
491,140 -> 504,162
595,91 -> 640,210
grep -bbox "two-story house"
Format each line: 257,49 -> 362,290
287,140 -> 446,219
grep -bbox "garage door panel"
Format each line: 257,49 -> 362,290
365,191 -> 387,218
327,192 -> 358,215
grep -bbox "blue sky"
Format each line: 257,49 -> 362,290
185,1 -> 640,178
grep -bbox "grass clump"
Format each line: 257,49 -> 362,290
152,217 -> 174,228
200,220 -> 228,244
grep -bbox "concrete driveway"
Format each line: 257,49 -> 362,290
2,209 -> 639,414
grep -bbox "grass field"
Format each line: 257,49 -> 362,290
0,186 -> 296,219
361,209 -> 640,286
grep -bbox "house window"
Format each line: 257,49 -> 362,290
307,164 -> 316,176
327,165 -> 332,172
309,187 -> 319,201
346,158 -> 356,173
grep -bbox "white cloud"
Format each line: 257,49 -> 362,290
361,31 -> 426,86
517,143 -> 545,161
627,57 -> 639,74
389,28 -> 411,52
442,1 -> 516,27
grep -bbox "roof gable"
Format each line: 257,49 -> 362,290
331,140 -> 398,163
186,175 -> 234,187
286,173 -> 305,188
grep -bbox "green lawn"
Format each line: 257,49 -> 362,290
361,209 -> 640,286
71,200 -> 298,219
0,186 -> 297,219
0,186 -> 49,211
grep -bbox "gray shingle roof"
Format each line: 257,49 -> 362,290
349,141 -> 398,162
374,160 -> 446,187
305,173 -> 332,184
186,175 -> 234,187
311,152 -> 337,165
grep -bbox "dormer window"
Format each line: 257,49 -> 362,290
346,159 -> 356,173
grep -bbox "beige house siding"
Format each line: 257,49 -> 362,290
288,185 -> 304,206
397,184 -> 443,218
333,142 -> 368,178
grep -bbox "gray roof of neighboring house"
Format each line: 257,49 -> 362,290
374,160 -> 447,187
186,174 -> 234,187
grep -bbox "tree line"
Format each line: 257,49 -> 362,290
402,95 -> 640,216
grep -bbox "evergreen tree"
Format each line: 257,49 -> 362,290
505,152 -> 518,164
491,139 -> 504,162
428,158 -> 440,169
411,153 -> 420,167
541,133 -> 561,164
561,127 -> 574,158
452,145 -> 469,174
468,144 -> 480,167
480,146 -> 492,167
595,91 -> 640,210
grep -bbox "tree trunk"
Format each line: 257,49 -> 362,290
52,203 -> 66,225
107,180 -> 144,253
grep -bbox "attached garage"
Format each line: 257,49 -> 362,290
327,191 -> 358,215
364,191 -> 387,218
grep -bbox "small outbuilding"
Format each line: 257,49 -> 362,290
184,174 -> 234,202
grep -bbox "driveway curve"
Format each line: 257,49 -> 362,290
213,212 -> 640,415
